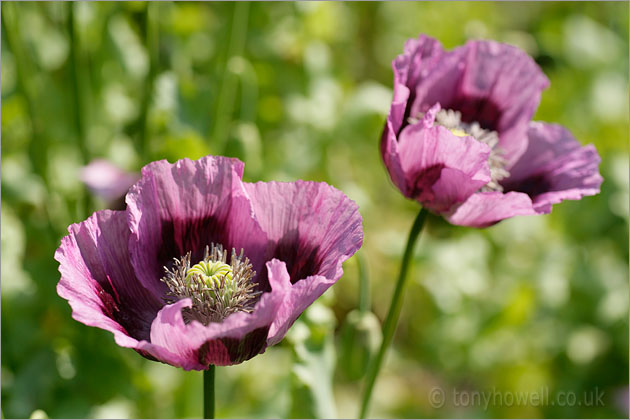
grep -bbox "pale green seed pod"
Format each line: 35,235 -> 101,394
186,261 -> 233,288
338,309 -> 382,381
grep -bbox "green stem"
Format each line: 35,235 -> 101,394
359,208 -> 429,418
67,2 -> 92,216
2,3 -> 61,239
210,1 -> 250,153
235,57 -> 258,123
203,365 -> 215,419
1,3 -> 47,181
357,251 -> 370,314
137,2 -> 159,159
68,3 -> 88,164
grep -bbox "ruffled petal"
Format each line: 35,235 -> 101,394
402,36 -> 549,166
126,156 -> 267,299
503,122 -> 603,214
381,119 -> 409,198
55,210 -> 162,344
445,191 -> 537,228
394,106 -> 492,212
238,181 -> 362,345
265,260 -> 334,346
147,259 -> 289,369
382,36 -> 447,187
243,180 -> 363,286
389,34 -> 446,134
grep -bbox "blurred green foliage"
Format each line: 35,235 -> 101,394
1,2 -> 628,418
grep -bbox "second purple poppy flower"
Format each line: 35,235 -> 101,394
381,35 -> 602,227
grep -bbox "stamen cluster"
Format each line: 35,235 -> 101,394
161,244 -> 260,325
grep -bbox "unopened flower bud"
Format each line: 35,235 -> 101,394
338,309 -> 382,381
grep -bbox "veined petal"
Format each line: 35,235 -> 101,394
242,181 -> 362,345
504,122 -> 603,214
389,34 -> 446,134
395,111 -> 492,212
265,259 -> 334,346
243,180 -> 363,285
381,119 -> 409,197
445,191 -> 537,228
55,210 -> 161,344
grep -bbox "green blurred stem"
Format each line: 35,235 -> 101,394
210,1 -> 250,153
1,3 -> 47,181
67,2 -> 92,215
236,57 -> 258,123
68,3 -> 88,164
359,208 -> 429,418
203,365 -> 215,419
1,3 -> 62,239
357,251 -> 370,314
137,2 -> 159,159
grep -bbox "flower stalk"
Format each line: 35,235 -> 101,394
359,208 -> 428,418
203,365 -> 215,419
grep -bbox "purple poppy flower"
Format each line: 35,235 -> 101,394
56,155 -> 363,369
381,34 -> 602,227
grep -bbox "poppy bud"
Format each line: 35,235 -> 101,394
338,309 -> 382,380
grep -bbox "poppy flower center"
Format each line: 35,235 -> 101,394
161,244 -> 260,325
410,108 -> 510,192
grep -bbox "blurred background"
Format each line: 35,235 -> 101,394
1,1 -> 628,418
